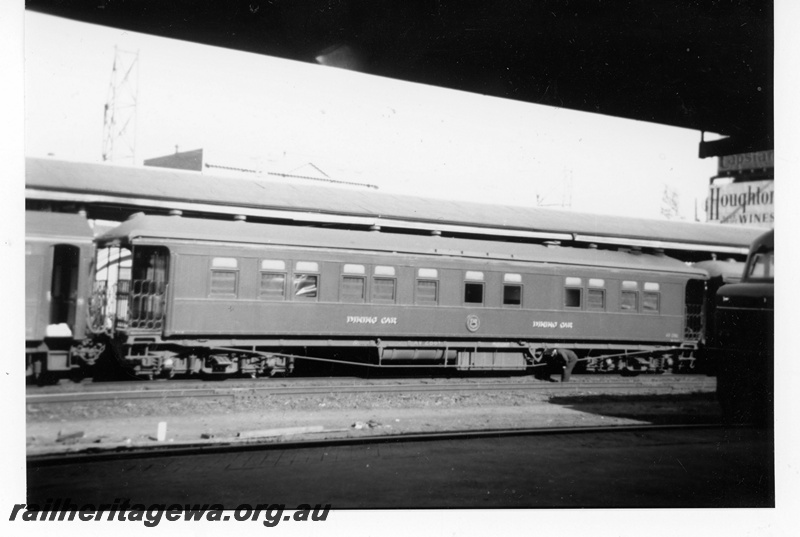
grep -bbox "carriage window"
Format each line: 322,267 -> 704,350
373,278 -> 396,303
587,289 -> 605,310
587,279 -> 605,310
643,292 -> 660,312
416,280 -> 438,305
341,276 -> 365,302
464,282 -> 484,304
262,260 -> 286,271
564,277 -> 582,308
621,291 -> 638,311
621,281 -> 639,311
259,273 -> 286,299
212,257 -> 238,269
293,274 -> 318,299
503,285 -> 522,306
343,264 -> 365,275
210,257 -> 238,296
295,261 -> 319,272
259,260 -> 286,299
464,271 -> 484,305
564,288 -> 581,308
211,271 -> 237,296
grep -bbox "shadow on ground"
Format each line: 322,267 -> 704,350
547,391 -> 723,425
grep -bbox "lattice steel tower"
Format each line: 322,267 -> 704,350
102,47 -> 139,164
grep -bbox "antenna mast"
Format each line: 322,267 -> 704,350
102,47 -> 139,164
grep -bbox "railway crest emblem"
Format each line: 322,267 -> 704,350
466,315 -> 481,332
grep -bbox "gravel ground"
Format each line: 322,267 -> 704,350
26,384 -> 720,457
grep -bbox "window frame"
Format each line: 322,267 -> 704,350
464,281 -> 485,305
620,290 -> 639,312
564,287 -> 582,309
292,261 -> 320,301
620,280 -> 640,312
563,277 -> 583,309
502,283 -> 523,307
258,271 -> 287,300
209,257 -> 239,298
372,276 -> 397,304
415,278 -> 439,305
340,274 -> 366,303
587,288 -> 606,310
642,291 -> 660,313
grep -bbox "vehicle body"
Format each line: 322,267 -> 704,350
25,211 -> 99,382
710,229 -> 774,425
692,258 -> 746,356
88,214 -> 709,378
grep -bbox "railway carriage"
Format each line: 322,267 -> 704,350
25,211 -> 98,382
87,214 -> 708,378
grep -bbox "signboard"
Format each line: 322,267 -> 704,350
706,180 -> 774,227
718,150 -> 774,173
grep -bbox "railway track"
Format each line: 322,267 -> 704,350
27,375 -> 715,405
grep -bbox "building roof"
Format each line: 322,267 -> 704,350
27,157 -> 764,255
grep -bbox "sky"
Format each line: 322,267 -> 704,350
24,11 -> 720,221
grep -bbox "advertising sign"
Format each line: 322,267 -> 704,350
718,150 -> 774,173
706,180 -> 774,227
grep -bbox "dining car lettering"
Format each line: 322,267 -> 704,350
532,321 -> 574,329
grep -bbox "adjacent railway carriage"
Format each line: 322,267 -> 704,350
25,211 -> 98,382
711,230 -> 774,425
88,214 -> 708,378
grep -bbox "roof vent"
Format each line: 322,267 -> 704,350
369,224 -> 381,232
430,230 -> 442,237
169,209 -> 183,217
234,215 -> 246,222
544,240 -> 561,248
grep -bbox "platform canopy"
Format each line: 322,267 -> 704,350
27,157 -> 763,257
26,1 -> 772,158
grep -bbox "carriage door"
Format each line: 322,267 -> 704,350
684,279 -> 705,341
129,246 -> 169,331
49,245 -> 79,333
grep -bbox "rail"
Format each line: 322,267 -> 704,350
26,376 -> 715,404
